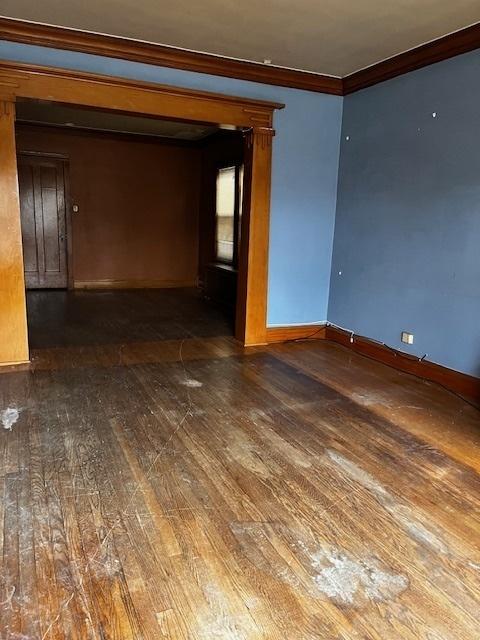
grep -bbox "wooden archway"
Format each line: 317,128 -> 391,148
0,61 -> 284,366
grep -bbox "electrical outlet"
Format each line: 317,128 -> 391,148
401,331 -> 414,345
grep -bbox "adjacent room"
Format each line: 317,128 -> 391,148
15,100 -> 246,352
0,3 -> 479,639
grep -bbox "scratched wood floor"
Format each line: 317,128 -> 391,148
1,290 -> 479,639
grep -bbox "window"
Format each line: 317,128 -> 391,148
215,166 -> 236,263
238,164 -> 244,249
215,164 -> 244,266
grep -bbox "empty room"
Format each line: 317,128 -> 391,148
0,2 -> 479,639
15,100 -> 246,353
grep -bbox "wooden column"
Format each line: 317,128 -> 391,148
236,126 -> 274,346
0,99 -> 29,365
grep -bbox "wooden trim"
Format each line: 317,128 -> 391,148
343,23 -> 480,94
0,17 -> 343,95
235,133 -> 253,344
0,360 -> 30,371
0,60 -> 280,363
74,278 -> 198,289
266,324 -> 327,343
1,17 -> 480,96
264,322 -> 479,403
326,326 -> 480,403
0,99 -> 29,365
16,148 -> 69,160
0,60 -> 283,127
235,128 -> 274,346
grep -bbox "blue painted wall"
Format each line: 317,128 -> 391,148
329,50 -> 480,376
0,41 -> 343,327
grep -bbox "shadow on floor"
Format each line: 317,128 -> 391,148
26,288 -> 234,349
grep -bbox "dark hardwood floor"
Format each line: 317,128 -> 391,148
26,288 -> 234,349
1,290 -> 479,639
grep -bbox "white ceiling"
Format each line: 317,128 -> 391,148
16,101 -> 218,140
1,1 -> 480,76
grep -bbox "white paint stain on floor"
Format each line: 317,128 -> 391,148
180,379 -> 203,388
1,407 -> 20,431
231,521 -> 409,607
313,552 -> 408,605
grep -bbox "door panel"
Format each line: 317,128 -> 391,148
18,163 -> 38,275
18,155 -> 68,289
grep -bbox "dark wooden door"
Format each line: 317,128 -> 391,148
18,154 -> 68,289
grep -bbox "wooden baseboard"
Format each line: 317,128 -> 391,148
265,322 -> 479,403
74,279 -> 197,290
0,359 -> 31,371
325,326 -> 480,403
266,324 -> 326,343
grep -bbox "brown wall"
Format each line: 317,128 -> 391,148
16,124 -> 202,287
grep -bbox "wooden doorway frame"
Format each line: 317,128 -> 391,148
0,60 -> 284,366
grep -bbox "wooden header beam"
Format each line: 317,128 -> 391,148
0,60 -> 283,128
